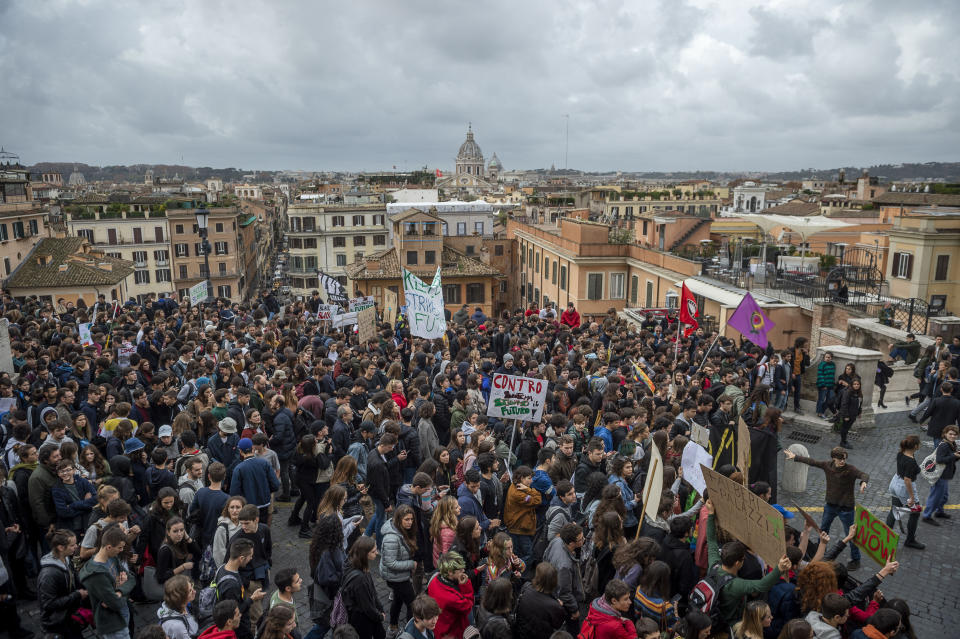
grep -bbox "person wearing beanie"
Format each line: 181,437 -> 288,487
230,437 -> 279,522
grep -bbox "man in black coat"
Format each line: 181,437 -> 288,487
364,432 -> 402,546
919,381 -> 960,445
659,515 -> 699,613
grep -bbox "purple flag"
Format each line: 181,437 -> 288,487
727,292 -> 775,348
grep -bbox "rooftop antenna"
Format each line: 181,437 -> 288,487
563,114 -> 569,170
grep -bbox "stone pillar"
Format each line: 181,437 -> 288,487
816,344 -> 883,429
0,319 -> 12,375
782,443 -> 810,493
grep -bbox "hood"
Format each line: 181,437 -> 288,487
198,625 -> 237,639
41,406 -> 59,422
456,482 -> 480,501
587,596 -> 626,623
40,552 -> 70,572
109,455 -> 132,476
380,518 -> 402,538
78,555 -> 115,580
157,602 -> 182,620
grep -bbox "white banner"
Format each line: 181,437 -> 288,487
332,311 -> 358,328
403,267 -> 446,339
190,281 -> 208,306
486,373 -> 548,423
349,296 -> 375,312
78,322 -> 94,347
316,304 -> 338,321
681,441 -> 713,496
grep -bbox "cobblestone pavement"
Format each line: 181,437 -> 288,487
19,420 -> 960,638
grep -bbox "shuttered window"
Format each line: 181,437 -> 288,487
892,252 -> 913,279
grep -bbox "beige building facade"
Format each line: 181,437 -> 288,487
0,163 -> 47,283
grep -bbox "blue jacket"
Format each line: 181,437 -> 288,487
207,432 -> 239,467
609,474 -> 638,528
51,475 -> 97,533
268,407 -> 297,461
456,482 -> 491,531
531,469 -> 556,505
594,425 -> 614,452
230,455 -> 280,507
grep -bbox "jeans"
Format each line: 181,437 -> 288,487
774,389 -> 788,411
304,624 -> 328,639
890,347 -> 909,361
821,503 -> 860,562
816,388 -> 834,415
509,532 -> 534,565
923,478 -> 949,518
790,374 -> 803,410
364,497 -> 386,546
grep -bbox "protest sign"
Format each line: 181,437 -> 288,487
690,422 -> 710,449
486,373 -> 548,423
791,501 -> 822,535
316,304 -> 338,321
403,267 -> 446,339
681,442 -> 712,495
737,417 -> 751,478
0,397 -> 16,414
701,465 -> 786,568
357,306 -> 377,344
383,289 -> 398,327
641,440 -> 663,523
854,505 -> 899,566
349,296 -> 375,312
189,281 -> 208,306
78,322 -> 94,347
331,311 -> 358,328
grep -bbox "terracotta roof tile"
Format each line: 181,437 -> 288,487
346,245 -> 503,281
763,200 -> 820,216
6,237 -> 134,289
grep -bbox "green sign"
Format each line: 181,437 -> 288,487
854,504 -> 899,566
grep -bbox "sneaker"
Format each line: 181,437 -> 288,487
935,512 -> 952,519
904,540 -> 926,550
922,516 -> 941,526
908,414 -> 918,423
846,560 -> 860,571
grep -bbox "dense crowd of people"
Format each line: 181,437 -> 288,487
1,290 -> 956,639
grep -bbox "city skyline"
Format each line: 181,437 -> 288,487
2,0 -> 959,172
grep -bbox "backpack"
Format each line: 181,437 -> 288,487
196,569 -> 240,627
920,449 -> 947,484
689,565 -> 736,632
160,614 -> 198,639
581,541 -> 601,601
531,507 -> 568,563
198,522 -> 230,584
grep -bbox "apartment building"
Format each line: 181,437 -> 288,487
285,203 -> 388,295
579,187 -> 722,221
0,161 -> 47,282
885,206 -> 960,314
168,205 -> 252,302
64,194 -> 173,302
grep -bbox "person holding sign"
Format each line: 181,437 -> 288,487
784,447 -> 869,571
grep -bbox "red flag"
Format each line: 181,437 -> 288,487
679,283 -> 699,337
435,169 -> 443,178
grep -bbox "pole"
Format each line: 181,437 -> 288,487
201,229 -> 213,303
698,331 -> 723,371
635,457 -> 659,540
506,418 -> 519,480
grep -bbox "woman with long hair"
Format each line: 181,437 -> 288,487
481,531 -> 525,593
389,379 -> 408,410
329,455 -> 365,519
430,495 -> 461,566
593,510 -> 626,589
37,529 -> 86,639
731,600 -> 771,639
259,604 -> 296,639
750,407 -> 783,503
581,471 -> 609,527
155,516 -> 201,584
212,495 -> 246,566
612,536 -> 660,589
290,433 -> 331,538
432,447 -> 455,489
380,505 -> 418,634
476,577 -> 514,639
796,561 -> 838,614
633,560 -> 677,633
307,513 -> 347,639
341,536 -> 385,639
157,575 -> 198,639
885,435 -> 924,549
778,619 -> 813,639
71,412 -> 92,442
79,443 -> 111,482
449,515 -> 483,589
593,484 -> 628,531
672,610 -> 712,639
514,563 -> 565,639
608,456 -> 640,538
837,378 -> 863,448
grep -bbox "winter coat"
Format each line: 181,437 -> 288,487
816,360 -> 836,389
658,533 -> 698,607
542,535 -> 584,616
427,573 -> 475,639
37,552 -> 84,632
503,483 -> 541,536
269,407 -> 297,461
418,417 -> 440,462
513,581 -> 565,639
838,388 -> 863,420
379,519 -> 416,583
341,567 -> 383,622
78,554 -> 136,634
804,610 -> 841,639
581,596 -> 635,639
230,455 -> 280,507
207,432 -> 239,467
366,448 -> 391,505
457,482 -> 491,532
51,475 -> 98,534
476,608 -> 512,639
28,462 -> 58,528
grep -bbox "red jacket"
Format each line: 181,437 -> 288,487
579,597 -> 634,639
560,308 -> 581,328
198,625 -> 237,639
427,574 -> 475,639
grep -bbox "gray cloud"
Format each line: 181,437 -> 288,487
0,0 -> 958,172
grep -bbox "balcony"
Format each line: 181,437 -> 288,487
134,261 -> 148,269
156,259 -> 169,267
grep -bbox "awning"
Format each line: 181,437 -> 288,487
676,277 -> 794,308
737,214 -> 854,241
239,215 -> 258,227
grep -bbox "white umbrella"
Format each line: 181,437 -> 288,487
739,213 -> 854,260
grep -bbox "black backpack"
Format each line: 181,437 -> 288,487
531,507 -> 568,564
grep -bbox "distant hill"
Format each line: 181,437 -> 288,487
27,162 -> 279,183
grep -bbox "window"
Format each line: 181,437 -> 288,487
495,244 -> 504,256
520,245 -> 525,266
199,263 -> 209,277
290,238 -> 302,249
544,258 -> 549,277
215,241 -> 228,255
645,281 -> 654,307
179,265 -> 187,279
305,256 -> 317,270
466,283 -> 485,303
373,235 -> 385,246
107,252 -> 122,259
133,228 -> 143,244
132,251 -> 147,266
154,249 -> 169,264
289,217 -> 301,232
373,215 -> 385,226
332,216 -> 345,227
175,243 -> 188,257
535,252 -> 540,273
304,238 -> 317,249
218,262 -> 227,275
353,236 -> 366,246
353,215 -> 365,226
552,261 -> 558,284
178,288 -> 189,300
631,275 -> 639,305
560,265 -> 567,290
291,256 -> 303,271
425,250 -> 436,264
29,219 -> 38,235
892,252 -> 913,279
405,222 -> 418,236
155,226 -> 164,242
587,273 -> 603,300
354,251 -> 364,263
336,254 -> 346,266
443,284 -> 461,304
424,222 -> 436,235
407,251 -> 418,265
156,269 -> 171,282
217,285 -> 231,298
499,281 -> 507,293
457,222 -> 467,236
466,245 -> 475,255
303,217 -> 315,232
194,242 -> 204,256
134,270 -> 151,285
76,228 -> 92,243
3,258 -> 9,276
106,227 -> 116,244
935,255 -> 950,281
333,237 -> 346,248
175,224 -> 184,234
474,221 -> 484,235
610,273 -> 625,299
642,220 -> 648,235
215,223 -> 224,233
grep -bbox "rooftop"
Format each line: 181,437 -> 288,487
874,192 -> 960,207
6,237 -> 134,289
763,200 -> 820,216
345,245 -> 502,281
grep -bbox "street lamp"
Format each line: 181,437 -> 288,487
194,204 -> 214,303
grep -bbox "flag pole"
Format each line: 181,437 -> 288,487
698,331 -> 723,371
636,456 -> 659,540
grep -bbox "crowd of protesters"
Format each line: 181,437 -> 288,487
0,289 -> 951,639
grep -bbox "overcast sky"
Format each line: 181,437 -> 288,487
2,0 -> 958,173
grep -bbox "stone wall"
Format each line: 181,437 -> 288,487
811,303 -> 865,351
847,317 -> 934,356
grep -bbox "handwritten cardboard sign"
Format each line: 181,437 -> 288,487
642,441 -> 664,522
690,422 -> 710,449
486,373 -> 548,423
737,417 -> 751,478
403,268 -> 446,339
854,505 -> 899,566
383,289 -> 398,327
357,306 -> 377,344
701,464 -> 786,568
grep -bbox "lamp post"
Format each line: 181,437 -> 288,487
194,204 -> 214,304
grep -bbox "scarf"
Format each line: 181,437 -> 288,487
10,460 -> 38,474
859,625 -> 886,639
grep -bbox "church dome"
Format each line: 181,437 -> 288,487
488,153 -> 502,169
457,125 -> 483,162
